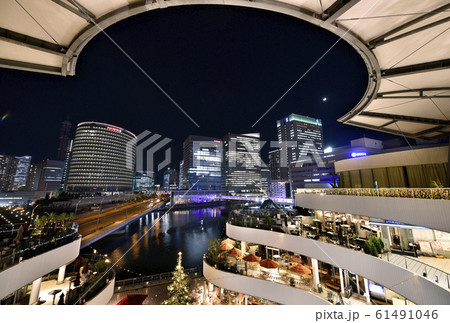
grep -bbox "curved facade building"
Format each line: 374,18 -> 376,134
66,122 -> 137,194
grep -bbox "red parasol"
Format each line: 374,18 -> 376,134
259,259 -> 279,269
116,294 -> 148,305
76,256 -> 82,268
221,238 -> 235,246
226,247 -> 242,256
242,254 -> 261,262
289,264 -> 311,275
290,256 -> 303,263
220,243 -> 234,251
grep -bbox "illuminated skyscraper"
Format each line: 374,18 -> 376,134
0,154 -> 16,192
223,133 -> 261,194
163,167 -> 178,191
37,159 -> 64,192
12,156 -> 32,190
57,118 -> 72,161
66,122 -> 137,194
277,113 -> 324,169
181,135 -> 223,190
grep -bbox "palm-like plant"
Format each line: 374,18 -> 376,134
47,212 -> 58,233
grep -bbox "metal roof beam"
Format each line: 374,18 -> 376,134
369,3 -> 450,45
0,27 -> 66,55
324,0 -> 361,23
66,0 -> 96,20
346,120 -> 430,140
378,87 -> 450,96
378,120 -> 396,129
371,15 -> 450,48
377,95 -> 450,99
50,0 -> 93,22
415,126 -> 447,137
0,58 -> 61,75
359,112 -> 450,126
381,59 -> 450,78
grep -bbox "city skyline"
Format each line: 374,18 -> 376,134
0,5 -> 397,166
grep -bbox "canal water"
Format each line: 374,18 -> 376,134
88,207 -> 228,279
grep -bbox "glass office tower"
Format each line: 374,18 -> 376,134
223,133 -> 261,194
181,135 -> 223,190
277,113 -> 324,168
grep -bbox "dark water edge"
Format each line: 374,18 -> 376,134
88,207 -> 229,280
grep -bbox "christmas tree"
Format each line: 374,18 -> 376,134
162,251 -> 191,305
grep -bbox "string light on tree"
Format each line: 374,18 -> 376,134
162,251 -> 191,305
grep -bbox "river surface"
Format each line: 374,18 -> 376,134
89,207 -> 228,279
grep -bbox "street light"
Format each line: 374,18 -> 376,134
74,200 -> 81,217
31,204 -> 40,221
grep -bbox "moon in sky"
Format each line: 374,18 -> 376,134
322,97 -> 327,102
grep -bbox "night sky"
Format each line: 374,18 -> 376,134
0,5 -> 395,173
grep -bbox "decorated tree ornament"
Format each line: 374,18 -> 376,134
162,251 -> 192,305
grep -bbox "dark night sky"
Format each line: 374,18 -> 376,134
0,5 -> 395,170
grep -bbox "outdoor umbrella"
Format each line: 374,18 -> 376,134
226,247 -> 241,256
221,238 -> 235,245
242,254 -> 261,262
289,264 -> 311,275
259,259 -> 279,269
290,256 -> 303,263
220,242 -> 234,251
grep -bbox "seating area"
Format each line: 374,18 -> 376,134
229,210 -> 450,291
0,209 -> 79,273
205,239 -> 372,305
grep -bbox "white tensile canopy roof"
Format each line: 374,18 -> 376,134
1,0 -> 449,139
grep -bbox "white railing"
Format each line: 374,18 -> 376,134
296,188 -> 450,200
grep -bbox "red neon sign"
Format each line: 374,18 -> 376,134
107,126 -> 122,133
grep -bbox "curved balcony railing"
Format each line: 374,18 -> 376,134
204,251 -> 369,305
229,215 -> 450,291
0,224 -> 80,273
296,188 -> 450,200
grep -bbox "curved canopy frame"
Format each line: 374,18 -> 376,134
1,0 -> 449,139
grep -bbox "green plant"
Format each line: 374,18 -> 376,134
205,238 -> 221,264
93,259 -> 107,273
372,237 -> 382,254
363,241 -> 371,254
369,242 -> 379,257
377,237 -> 385,251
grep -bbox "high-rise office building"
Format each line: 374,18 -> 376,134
223,133 -> 261,194
25,163 -> 41,191
37,159 -> 65,192
57,118 -> 72,161
261,168 -> 270,194
12,156 -> 32,190
66,122 -> 137,194
268,149 -> 288,180
163,167 -> 178,191
181,135 -> 223,190
133,172 -> 154,193
276,114 -> 324,175
0,154 -> 17,192
60,139 -> 73,191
